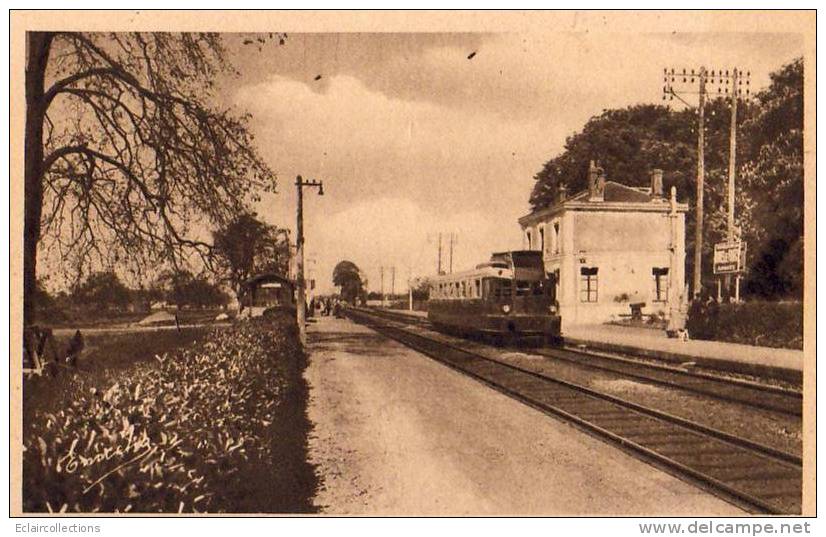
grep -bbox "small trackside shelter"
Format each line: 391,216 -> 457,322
239,272 -> 296,317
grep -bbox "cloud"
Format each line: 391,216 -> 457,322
229,31 -> 803,294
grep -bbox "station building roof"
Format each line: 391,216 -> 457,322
519,180 -> 689,227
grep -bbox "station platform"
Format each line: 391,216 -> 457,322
384,308 -> 803,383
563,324 -> 803,383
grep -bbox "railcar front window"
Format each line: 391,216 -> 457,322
515,280 -> 531,296
501,280 -> 512,298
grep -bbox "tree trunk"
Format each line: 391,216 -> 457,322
23,32 -> 52,327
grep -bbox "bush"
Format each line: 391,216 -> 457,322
686,300 -> 802,350
23,315 -> 317,513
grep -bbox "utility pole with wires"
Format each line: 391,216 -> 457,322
438,232 -> 443,275
295,175 -> 324,346
380,266 -> 385,307
448,233 -> 457,274
407,266 -> 413,311
663,67 -> 750,300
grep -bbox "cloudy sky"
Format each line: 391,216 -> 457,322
222,30 -> 802,294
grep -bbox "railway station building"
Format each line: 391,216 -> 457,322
518,162 -> 688,327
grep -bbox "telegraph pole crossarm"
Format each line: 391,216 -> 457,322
663,66 -> 750,300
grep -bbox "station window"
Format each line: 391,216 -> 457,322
652,267 -> 669,302
580,267 -> 598,303
539,227 -> 545,253
475,279 -> 481,298
526,230 -> 532,250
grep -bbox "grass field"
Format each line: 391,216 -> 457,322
42,308 -> 228,329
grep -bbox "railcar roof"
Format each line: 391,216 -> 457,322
432,266 -> 513,282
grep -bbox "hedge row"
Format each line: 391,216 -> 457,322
23,316 -> 317,513
686,300 -> 803,350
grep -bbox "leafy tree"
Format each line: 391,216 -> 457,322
333,260 -> 365,304
529,105 -> 697,210
738,58 -> 804,298
151,269 -> 227,308
177,276 -> 229,308
410,276 -> 433,301
24,32 -> 275,325
527,58 -> 804,300
70,271 -> 132,311
212,212 -> 291,298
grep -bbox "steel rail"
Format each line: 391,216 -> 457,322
358,307 -> 802,416
346,308 -> 802,514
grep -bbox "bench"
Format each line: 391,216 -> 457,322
629,302 -> 646,320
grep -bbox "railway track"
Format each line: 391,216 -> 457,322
360,307 -> 802,416
346,307 -> 802,514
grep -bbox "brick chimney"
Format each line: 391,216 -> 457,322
650,168 -> 664,198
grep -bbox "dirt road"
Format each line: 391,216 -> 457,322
306,317 -> 743,516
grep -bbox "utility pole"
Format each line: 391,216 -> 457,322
437,232 -> 443,275
380,266 -> 385,307
448,233 -> 455,274
295,175 -> 324,346
725,68 -> 739,301
391,266 -> 396,297
408,266 -> 413,311
695,68 -> 706,298
663,66 -> 749,299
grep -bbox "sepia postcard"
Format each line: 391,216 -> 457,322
8,10 -> 816,521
